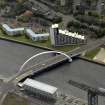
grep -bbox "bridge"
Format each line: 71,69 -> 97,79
11,37 -> 105,105
1,37 -> 105,105
12,36 -> 105,83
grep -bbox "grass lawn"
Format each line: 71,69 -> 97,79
84,48 -> 100,59
2,93 -> 29,105
0,29 -> 78,52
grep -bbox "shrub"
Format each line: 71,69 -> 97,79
17,15 -> 30,22
88,11 -> 101,19
67,20 -> 105,38
67,21 -> 89,29
75,15 -> 105,27
52,16 -> 62,23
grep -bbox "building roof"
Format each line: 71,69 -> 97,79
52,24 -> 59,28
2,24 -> 12,31
37,33 -> 49,37
23,78 -> 58,94
26,29 -> 49,37
2,24 -> 24,32
12,28 -> 24,31
59,29 -> 85,40
26,29 -> 37,37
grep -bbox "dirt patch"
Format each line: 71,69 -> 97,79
2,92 -> 29,105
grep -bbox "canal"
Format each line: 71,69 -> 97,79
0,39 -> 51,78
0,39 -> 105,104
34,58 -> 105,105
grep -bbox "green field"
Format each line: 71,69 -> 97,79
84,48 -> 100,59
0,29 -> 78,52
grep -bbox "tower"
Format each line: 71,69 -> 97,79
50,24 -> 59,46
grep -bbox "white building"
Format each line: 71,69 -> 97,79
1,24 -> 49,41
59,29 -> 85,40
22,78 -> 58,99
25,29 -> 49,41
50,24 -> 86,46
50,24 -> 59,46
1,24 -> 24,36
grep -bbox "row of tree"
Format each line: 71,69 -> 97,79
75,15 -> 105,27
67,20 -> 105,38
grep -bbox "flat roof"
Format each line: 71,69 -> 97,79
59,29 -> 85,40
2,24 -> 24,32
26,29 -> 36,37
23,78 -> 57,94
37,33 -> 49,37
12,28 -> 24,31
26,29 -> 49,37
51,24 -> 59,28
2,24 -> 12,31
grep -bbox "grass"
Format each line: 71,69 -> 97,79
84,48 -> 100,59
0,29 -> 78,52
2,93 -> 29,105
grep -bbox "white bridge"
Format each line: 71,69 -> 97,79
19,51 -> 72,74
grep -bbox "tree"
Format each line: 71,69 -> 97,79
16,0 -> 27,3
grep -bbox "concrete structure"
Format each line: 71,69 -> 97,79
97,0 -> 105,14
22,78 -> 58,99
50,24 -> 86,46
1,24 -> 24,36
73,0 -> 81,12
60,0 -> 66,6
25,29 -> 49,41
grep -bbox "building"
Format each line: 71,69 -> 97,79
22,78 -> 58,100
50,24 -> 59,46
25,29 -> 49,41
1,24 -> 49,41
73,0 -> 105,15
97,0 -> 105,14
60,0 -> 66,6
1,24 -> 24,36
50,24 -> 86,46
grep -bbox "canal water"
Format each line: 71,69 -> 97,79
0,39 -> 51,78
34,58 -> 105,105
0,39 -> 105,104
